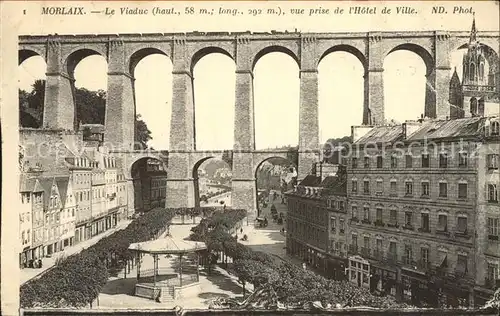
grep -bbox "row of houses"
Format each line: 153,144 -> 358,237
285,115 -> 500,308
18,128 -> 130,268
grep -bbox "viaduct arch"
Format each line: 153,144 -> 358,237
19,30 -> 500,217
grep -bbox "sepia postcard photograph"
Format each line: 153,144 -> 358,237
1,1 -> 499,315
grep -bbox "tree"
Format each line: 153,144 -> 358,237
322,136 -> 351,164
135,114 -> 152,150
19,80 -> 153,148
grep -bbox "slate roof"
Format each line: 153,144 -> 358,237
320,176 -> 347,196
54,176 -> 70,207
354,125 -> 403,144
38,177 -> 57,209
298,175 -> 322,187
406,116 -> 488,141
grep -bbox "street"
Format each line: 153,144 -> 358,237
20,219 -> 132,285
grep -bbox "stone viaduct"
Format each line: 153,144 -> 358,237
18,30 -> 500,215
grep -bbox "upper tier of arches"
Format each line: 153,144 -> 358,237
19,33 -> 499,78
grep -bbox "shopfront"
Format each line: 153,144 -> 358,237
369,264 -> 397,297
326,257 -> 347,281
401,268 -> 434,307
348,255 -> 371,289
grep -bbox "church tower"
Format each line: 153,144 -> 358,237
449,67 -> 464,118
460,14 -> 498,117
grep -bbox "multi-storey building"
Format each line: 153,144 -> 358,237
475,118 -> 500,304
69,154 -> 94,243
346,115 -> 499,308
286,165 -> 348,279
18,128 -> 131,264
85,147 -> 121,231
56,177 -> 76,250
19,174 -> 35,267
91,167 -> 107,237
132,158 -> 168,212
117,171 -> 129,221
39,177 -> 64,256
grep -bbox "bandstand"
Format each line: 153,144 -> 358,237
128,236 -> 207,302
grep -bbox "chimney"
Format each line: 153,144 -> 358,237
402,121 -> 422,139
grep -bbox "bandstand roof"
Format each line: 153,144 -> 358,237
128,236 -> 206,255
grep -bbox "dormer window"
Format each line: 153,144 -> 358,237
492,121 -> 499,136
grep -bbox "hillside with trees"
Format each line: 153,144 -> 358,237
19,79 -> 153,148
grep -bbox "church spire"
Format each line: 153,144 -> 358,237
469,13 -> 477,44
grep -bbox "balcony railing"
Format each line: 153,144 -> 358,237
462,85 -> 496,92
374,220 -> 385,227
387,222 -> 399,228
488,234 -> 499,241
454,230 -> 470,239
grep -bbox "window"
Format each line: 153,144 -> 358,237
363,236 -> 370,249
488,218 -> 499,237
364,157 -> 370,168
363,180 -> 370,195
389,241 -> 397,256
405,155 -> 412,168
376,208 -> 383,222
439,153 -> 448,168
457,216 -> 468,233
458,183 -> 468,199
438,214 -> 448,232
489,184 -> 498,202
439,182 -> 448,198
457,254 -> 468,275
352,206 -> 358,219
352,157 -> 358,169
488,154 -> 499,169
390,180 -> 397,195
492,121 -> 500,136
421,248 -> 429,265
351,180 -> 358,194
363,207 -> 370,221
421,182 -> 430,197
339,201 -> 345,211
376,180 -> 383,195
421,213 -> 429,232
404,245 -> 413,264
459,152 -> 468,167
405,181 -> 413,196
390,209 -> 398,224
330,217 -> 336,233
377,156 -> 383,168
352,234 -> 358,247
487,263 -> 499,282
405,211 -> 413,228
391,155 -> 398,168
339,218 -> 345,234
421,154 -> 430,168
376,239 -> 383,253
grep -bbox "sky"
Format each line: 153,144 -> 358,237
15,1 -> 499,150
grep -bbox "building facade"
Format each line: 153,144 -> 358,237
346,116 -> 499,308
286,165 -> 348,279
57,177 -> 76,250
18,128 -> 132,265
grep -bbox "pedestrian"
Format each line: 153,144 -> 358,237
240,228 -> 243,234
